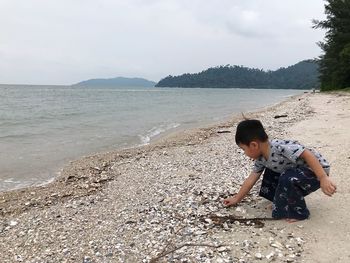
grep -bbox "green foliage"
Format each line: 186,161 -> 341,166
156,60 -> 319,89
313,0 -> 350,91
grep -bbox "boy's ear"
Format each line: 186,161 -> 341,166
250,141 -> 259,149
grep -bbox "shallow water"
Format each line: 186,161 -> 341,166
0,85 -> 303,191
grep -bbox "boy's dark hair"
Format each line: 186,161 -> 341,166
235,119 -> 268,145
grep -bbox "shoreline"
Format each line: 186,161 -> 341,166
142,92 -> 306,158
0,92 -> 304,194
3,91 -> 347,262
0,92 -> 308,216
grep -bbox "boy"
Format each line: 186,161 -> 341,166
223,119 -> 337,221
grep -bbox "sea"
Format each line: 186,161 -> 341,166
0,85 -> 304,192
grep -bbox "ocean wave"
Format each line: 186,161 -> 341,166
0,120 -> 28,128
0,177 -> 32,192
0,131 -> 49,140
138,123 -> 180,145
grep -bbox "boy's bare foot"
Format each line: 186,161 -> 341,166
286,218 -> 300,223
265,203 -> 273,210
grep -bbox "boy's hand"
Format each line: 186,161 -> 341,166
320,177 -> 337,196
223,196 -> 240,207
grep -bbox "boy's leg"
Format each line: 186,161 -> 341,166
272,168 -> 320,220
259,168 -> 281,202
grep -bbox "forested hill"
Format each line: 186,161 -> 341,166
156,60 -> 320,89
73,77 -> 156,87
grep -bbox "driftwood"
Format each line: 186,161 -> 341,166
203,214 -> 275,228
149,225 -> 225,262
274,114 -> 288,119
149,243 -> 227,263
217,130 -> 231,134
149,214 -> 274,262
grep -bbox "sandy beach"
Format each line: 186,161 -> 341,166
0,92 -> 349,263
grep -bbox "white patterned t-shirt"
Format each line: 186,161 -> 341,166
253,139 -> 330,174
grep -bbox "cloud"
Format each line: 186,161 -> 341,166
0,0 -> 326,84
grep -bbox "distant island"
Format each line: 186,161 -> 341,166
72,60 -> 320,89
156,60 -> 320,89
72,77 -> 156,87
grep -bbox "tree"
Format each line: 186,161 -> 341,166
313,0 -> 350,90
155,60 -> 319,89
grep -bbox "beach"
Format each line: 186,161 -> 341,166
0,85 -> 300,192
0,92 -> 349,262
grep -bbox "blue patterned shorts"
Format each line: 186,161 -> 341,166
259,168 -> 321,220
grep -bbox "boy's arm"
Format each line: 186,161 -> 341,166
300,149 -> 336,196
223,171 -> 262,207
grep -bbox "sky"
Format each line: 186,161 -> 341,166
0,0 -> 326,85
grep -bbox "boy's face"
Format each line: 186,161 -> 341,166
238,141 -> 262,160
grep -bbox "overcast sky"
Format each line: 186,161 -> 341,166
0,0 -> 326,85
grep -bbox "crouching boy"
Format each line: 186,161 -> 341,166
223,119 -> 337,221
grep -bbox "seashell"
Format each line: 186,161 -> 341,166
255,252 -> 263,259
266,251 -> 275,260
194,230 -> 207,235
204,218 -> 213,224
9,221 -> 18,226
217,246 -> 230,252
270,242 -> 284,250
295,237 -> 304,244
